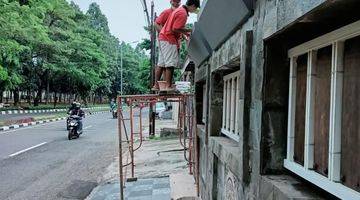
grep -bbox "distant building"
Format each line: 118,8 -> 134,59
185,0 -> 360,199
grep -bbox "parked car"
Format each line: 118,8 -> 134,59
155,102 -> 166,119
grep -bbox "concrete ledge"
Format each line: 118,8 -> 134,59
196,125 -> 206,140
160,127 -> 179,138
259,175 -> 326,200
209,136 -> 241,178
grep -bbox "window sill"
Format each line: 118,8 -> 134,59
284,159 -> 360,200
221,128 -> 240,142
209,136 -> 241,178
260,175 -> 326,200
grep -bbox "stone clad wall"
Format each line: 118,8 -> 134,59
195,0 -> 330,199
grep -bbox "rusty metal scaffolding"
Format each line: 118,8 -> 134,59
117,93 -> 196,200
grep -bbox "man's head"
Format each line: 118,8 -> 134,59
170,0 -> 181,9
185,0 -> 200,13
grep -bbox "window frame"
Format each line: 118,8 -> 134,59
221,70 -> 241,142
202,83 -> 207,124
285,20 -> 360,200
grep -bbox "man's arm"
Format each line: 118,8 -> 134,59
155,23 -> 163,32
171,12 -> 191,35
172,28 -> 192,35
155,10 -> 168,32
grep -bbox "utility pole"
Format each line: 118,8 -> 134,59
120,43 -> 123,96
141,0 -> 151,26
149,1 -> 156,137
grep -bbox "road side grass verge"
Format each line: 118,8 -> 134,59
0,103 -> 109,111
33,113 -> 69,122
0,110 -> 107,127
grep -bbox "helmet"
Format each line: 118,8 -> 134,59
75,103 -> 81,109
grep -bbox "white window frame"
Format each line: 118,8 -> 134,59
285,20 -> 360,200
222,70 -> 240,142
202,84 -> 207,124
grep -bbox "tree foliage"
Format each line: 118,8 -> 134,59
0,0 -> 150,106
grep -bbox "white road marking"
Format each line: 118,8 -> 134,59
84,125 -> 93,130
9,142 -> 47,157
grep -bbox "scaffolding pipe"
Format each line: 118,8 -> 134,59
117,97 -> 124,200
118,93 -> 195,199
134,107 -> 144,151
129,99 -> 135,178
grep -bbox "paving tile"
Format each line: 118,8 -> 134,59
136,179 -> 154,185
129,189 -> 152,197
105,177 -> 171,200
126,196 -> 152,200
129,184 -> 154,192
151,194 -> 170,200
152,188 -> 170,195
153,177 -> 169,184
153,183 -> 170,189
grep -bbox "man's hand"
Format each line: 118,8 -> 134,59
172,28 -> 192,35
183,34 -> 190,42
155,23 -> 163,32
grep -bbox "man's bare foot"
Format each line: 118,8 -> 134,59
151,85 -> 159,91
163,85 -> 175,91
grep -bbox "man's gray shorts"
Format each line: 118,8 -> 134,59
157,40 -> 179,68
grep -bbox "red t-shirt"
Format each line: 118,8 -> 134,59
155,8 -> 173,27
159,6 -> 188,48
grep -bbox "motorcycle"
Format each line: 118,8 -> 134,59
112,109 -> 118,119
66,111 -> 71,130
68,115 -> 83,140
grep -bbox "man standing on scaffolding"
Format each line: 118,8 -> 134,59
151,0 -> 181,91
153,0 -> 200,91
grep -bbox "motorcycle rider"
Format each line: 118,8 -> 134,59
110,99 -> 118,118
67,102 -> 78,130
68,102 -> 77,113
69,103 -> 85,132
110,99 -> 116,111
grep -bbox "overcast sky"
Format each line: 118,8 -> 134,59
69,0 -> 197,43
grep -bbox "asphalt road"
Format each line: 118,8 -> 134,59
0,112 -> 119,200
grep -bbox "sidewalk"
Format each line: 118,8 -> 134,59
86,119 -> 198,200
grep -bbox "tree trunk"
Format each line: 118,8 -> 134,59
53,92 -> 57,108
0,90 -> 3,103
13,89 -> 20,107
83,97 -> 88,107
34,90 -> 42,107
5,91 -> 9,103
45,80 -> 49,104
27,90 -> 31,104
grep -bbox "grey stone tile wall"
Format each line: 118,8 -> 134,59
194,0 -> 333,199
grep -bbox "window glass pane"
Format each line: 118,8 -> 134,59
294,54 -> 307,165
341,36 -> 360,192
313,46 -> 332,177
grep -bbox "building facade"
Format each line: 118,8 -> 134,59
185,0 -> 360,199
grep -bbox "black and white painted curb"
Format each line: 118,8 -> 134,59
0,111 -> 109,132
0,106 -> 108,115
